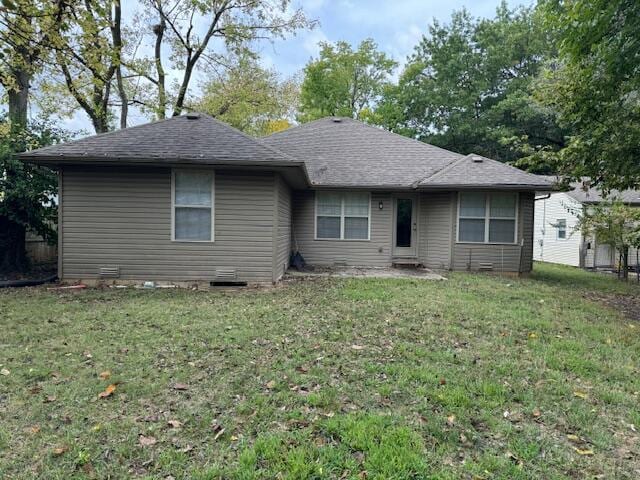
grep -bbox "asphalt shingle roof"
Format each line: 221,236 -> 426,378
261,117 -> 552,189
418,154 -> 553,189
566,181 -> 640,205
20,113 -> 298,166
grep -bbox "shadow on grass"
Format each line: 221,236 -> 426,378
530,262 -> 640,296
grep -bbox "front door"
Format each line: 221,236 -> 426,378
393,196 -> 417,257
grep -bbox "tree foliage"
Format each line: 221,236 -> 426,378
378,3 -> 564,168
298,38 -> 396,122
575,199 -> 640,279
0,116 -> 68,271
192,53 -> 298,136
536,0 -> 640,190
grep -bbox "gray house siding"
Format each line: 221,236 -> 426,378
61,166 -> 278,284
451,191 -> 534,272
273,175 -> 292,281
419,192 -> 454,270
291,190 -> 393,266
293,190 -> 534,273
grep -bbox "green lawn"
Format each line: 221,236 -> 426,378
1,263 -> 639,479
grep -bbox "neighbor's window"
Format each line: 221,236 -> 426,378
172,170 -> 214,241
556,218 -> 567,239
316,191 -> 370,240
458,192 -> 517,243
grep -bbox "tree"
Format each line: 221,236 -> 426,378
575,199 -> 640,280
536,0 -> 640,191
49,0 -> 127,133
298,38 -> 397,122
192,53 -> 298,136
128,0 -> 312,120
379,3 -> 564,166
0,116 -> 68,272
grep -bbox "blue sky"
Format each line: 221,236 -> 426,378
58,0 -> 532,133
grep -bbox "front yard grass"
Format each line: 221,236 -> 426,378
1,262 -> 639,479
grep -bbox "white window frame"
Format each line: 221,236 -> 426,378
456,192 -> 519,245
314,191 -> 371,241
171,169 -> 215,242
556,218 -> 567,240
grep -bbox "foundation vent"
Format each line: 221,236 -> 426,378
98,266 -> 120,278
478,262 -> 494,271
214,268 -> 237,281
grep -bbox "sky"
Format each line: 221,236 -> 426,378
54,0 -> 532,135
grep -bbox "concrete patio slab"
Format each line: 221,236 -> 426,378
286,266 -> 447,281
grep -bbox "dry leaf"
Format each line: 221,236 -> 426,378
573,447 -> 594,456
439,378 -> 447,385
447,415 -> 456,426
98,384 -> 116,399
532,408 -> 541,418
52,445 -> 69,456
172,383 -> 189,391
99,371 -> 111,380
44,395 -> 57,403
573,390 -> 588,399
351,345 -> 365,350
296,365 -> 309,373
167,420 -> 183,429
26,425 -> 40,434
83,351 -> 93,359
0,368 -> 9,376
138,435 -> 157,447
179,444 -> 194,453
528,332 -> 538,339
213,428 -> 226,441
265,380 -> 276,389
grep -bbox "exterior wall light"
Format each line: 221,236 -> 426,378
378,201 -> 384,210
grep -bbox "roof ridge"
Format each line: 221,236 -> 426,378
414,155 -> 468,187
262,117 -> 468,161
198,113 -> 301,164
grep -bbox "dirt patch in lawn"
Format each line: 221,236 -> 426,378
586,291 -> 640,322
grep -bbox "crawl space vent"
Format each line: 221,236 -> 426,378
98,266 -> 120,278
478,262 -> 494,271
211,268 -> 246,287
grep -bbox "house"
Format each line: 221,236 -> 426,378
533,180 -> 640,269
20,114 -> 552,285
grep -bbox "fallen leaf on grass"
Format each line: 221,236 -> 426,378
167,420 -> 183,429
573,447 -> 594,456
179,444 -> 194,453
213,428 -> 226,441
351,345 -> 365,350
296,365 -> 309,373
532,408 -> 541,418
447,415 -> 456,426
439,378 -> 447,386
172,383 -> 189,391
265,380 -> 276,389
44,395 -> 57,403
528,332 -> 538,339
52,446 -> 68,456
138,435 -> 157,447
98,384 -> 116,399
25,425 -> 40,434
99,371 -> 111,380
566,434 -> 580,442
0,368 -> 9,376
573,391 -> 588,399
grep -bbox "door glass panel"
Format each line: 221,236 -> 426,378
396,199 -> 412,248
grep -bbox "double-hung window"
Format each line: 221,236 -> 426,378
316,191 -> 370,240
172,170 -> 214,241
458,192 -> 517,244
556,218 -> 567,239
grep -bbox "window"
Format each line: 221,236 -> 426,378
556,218 -> 567,239
172,170 -> 214,241
316,191 -> 370,240
458,192 -> 517,244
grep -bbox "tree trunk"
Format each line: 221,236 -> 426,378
153,12 -> 166,119
112,0 -> 127,129
2,64 -> 30,272
622,246 -> 629,280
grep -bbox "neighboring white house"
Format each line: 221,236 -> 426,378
534,180 -> 640,269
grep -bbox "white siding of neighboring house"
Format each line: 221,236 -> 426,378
533,192 -> 583,267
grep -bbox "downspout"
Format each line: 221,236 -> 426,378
535,193 -> 550,263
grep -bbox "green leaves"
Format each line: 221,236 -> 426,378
298,38 -> 397,123
536,0 -> 640,190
